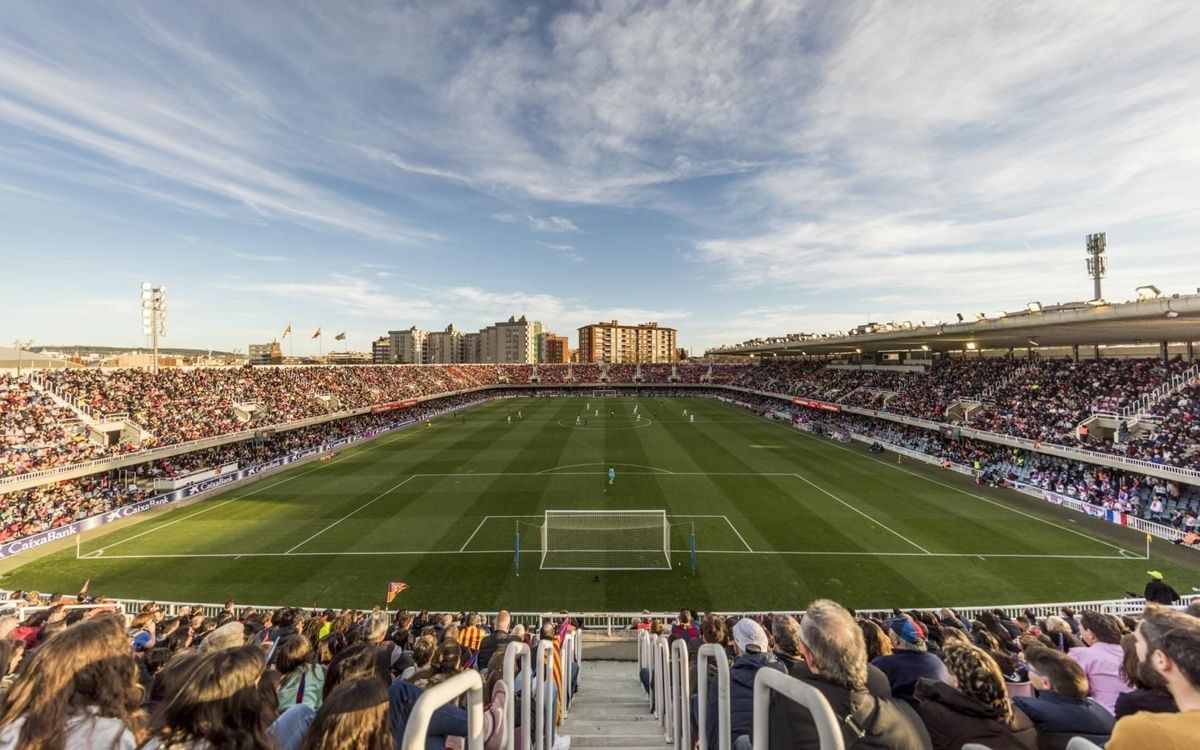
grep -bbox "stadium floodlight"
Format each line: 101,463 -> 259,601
920,344 -> 930,351
966,342 -> 977,350
1136,285 -> 1162,300
1028,339 -> 1039,347
1166,309 -> 1180,319
975,313 -> 987,321
1027,302 -> 1043,313
956,313 -> 964,323
139,282 -> 167,374
1087,298 -> 1108,306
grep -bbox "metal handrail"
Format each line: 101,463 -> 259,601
671,638 -> 691,750
402,669 -> 485,750
1066,738 -> 1104,750
697,642 -> 731,750
656,636 -> 672,741
752,668 -> 844,750
502,641 -> 532,750
533,639 -> 554,750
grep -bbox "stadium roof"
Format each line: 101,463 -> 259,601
708,294 -> 1200,357
0,347 -> 78,370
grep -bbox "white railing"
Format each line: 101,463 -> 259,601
533,639 -> 555,750
402,669 -> 485,750
655,636 -> 672,742
1121,362 -> 1200,418
696,642 -> 731,750
752,669 -> 843,750
671,638 -> 691,750
503,642 -> 532,750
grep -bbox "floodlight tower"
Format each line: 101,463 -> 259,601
140,282 -> 167,374
1085,232 -> 1107,303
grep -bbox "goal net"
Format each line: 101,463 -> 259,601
540,510 -> 670,570
591,389 -> 619,397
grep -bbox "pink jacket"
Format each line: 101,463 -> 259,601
1068,642 -> 1127,715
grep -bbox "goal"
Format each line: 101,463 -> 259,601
591,389 -> 619,397
540,510 -> 670,570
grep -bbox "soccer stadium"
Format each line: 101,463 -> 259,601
2,3 -> 1200,750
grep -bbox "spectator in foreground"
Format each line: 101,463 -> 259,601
767,599 -> 930,750
913,644 -> 1036,750
1012,646 -> 1114,745
0,614 -> 146,749
142,646 -> 277,749
476,611 -> 513,670
1114,632 -> 1176,719
871,616 -> 949,706
1109,606 -> 1200,748
1068,611 -> 1130,714
275,634 -> 326,712
302,677 -> 391,750
705,618 -> 784,750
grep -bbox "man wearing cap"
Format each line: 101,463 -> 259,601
702,617 -> 785,750
870,615 -> 949,707
1144,571 -> 1180,605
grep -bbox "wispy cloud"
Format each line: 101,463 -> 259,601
537,241 -> 583,262
493,213 -> 580,233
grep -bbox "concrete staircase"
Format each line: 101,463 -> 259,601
563,660 -> 664,750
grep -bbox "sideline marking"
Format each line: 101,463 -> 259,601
753,411 -> 1139,556
792,472 -> 932,555
78,550 -> 1136,560
84,422 -> 433,557
285,476 -> 416,553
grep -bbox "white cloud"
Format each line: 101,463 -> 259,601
493,213 -> 580,233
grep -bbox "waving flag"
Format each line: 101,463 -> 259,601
311,328 -> 322,339
386,581 -> 408,603
282,323 -> 292,338
334,332 -> 346,341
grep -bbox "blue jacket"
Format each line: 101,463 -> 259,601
705,651 -> 786,750
1012,691 -> 1114,737
389,678 -> 469,750
871,650 -> 949,706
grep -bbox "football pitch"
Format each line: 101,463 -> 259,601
6,397 -> 1198,612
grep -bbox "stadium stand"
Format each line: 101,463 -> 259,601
0,588 -> 1194,749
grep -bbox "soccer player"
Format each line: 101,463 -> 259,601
690,414 -> 694,423
608,466 -> 615,485
506,415 -> 511,424
575,416 -> 581,425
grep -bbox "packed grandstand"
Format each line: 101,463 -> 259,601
3,353 -> 1200,750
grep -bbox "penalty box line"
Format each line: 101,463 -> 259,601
461,514 -> 755,553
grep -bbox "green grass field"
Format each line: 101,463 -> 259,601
5,396 -> 1199,612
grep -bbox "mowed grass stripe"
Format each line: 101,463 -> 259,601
9,396 -> 1195,612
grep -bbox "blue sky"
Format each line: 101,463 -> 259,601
2,0 -> 1199,355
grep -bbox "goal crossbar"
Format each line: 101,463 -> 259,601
540,509 -> 670,570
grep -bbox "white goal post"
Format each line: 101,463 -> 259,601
591,389 -> 619,397
540,510 -> 671,570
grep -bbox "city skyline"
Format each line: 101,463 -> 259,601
2,1 -> 1200,355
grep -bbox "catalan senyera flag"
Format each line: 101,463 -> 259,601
282,323 -> 292,338
311,328 -> 322,339
334,332 -> 346,341
385,581 -> 408,603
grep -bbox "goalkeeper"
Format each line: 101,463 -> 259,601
608,466 -> 615,485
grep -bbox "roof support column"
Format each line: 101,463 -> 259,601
1072,344 -> 1080,363
1161,340 -> 1169,365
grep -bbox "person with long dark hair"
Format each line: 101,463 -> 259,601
140,645 -> 275,749
302,678 -> 390,750
0,614 -> 147,750
1114,632 -> 1177,719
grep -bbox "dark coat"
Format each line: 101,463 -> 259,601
476,630 -> 514,670
389,678 -> 468,750
1012,690 -> 1114,737
871,650 -> 950,706
913,678 -> 1037,750
768,672 -> 931,750
1144,579 -> 1180,604
704,651 -> 786,749
1113,687 -> 1177,719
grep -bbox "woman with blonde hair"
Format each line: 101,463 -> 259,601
914,643 -> 1036,750
140,645 -> 275,749
0,614 -> 147,750
859,620 -> 893,662
301,678 -> 390,750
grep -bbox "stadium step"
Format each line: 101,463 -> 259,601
564,660 -> 665,750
